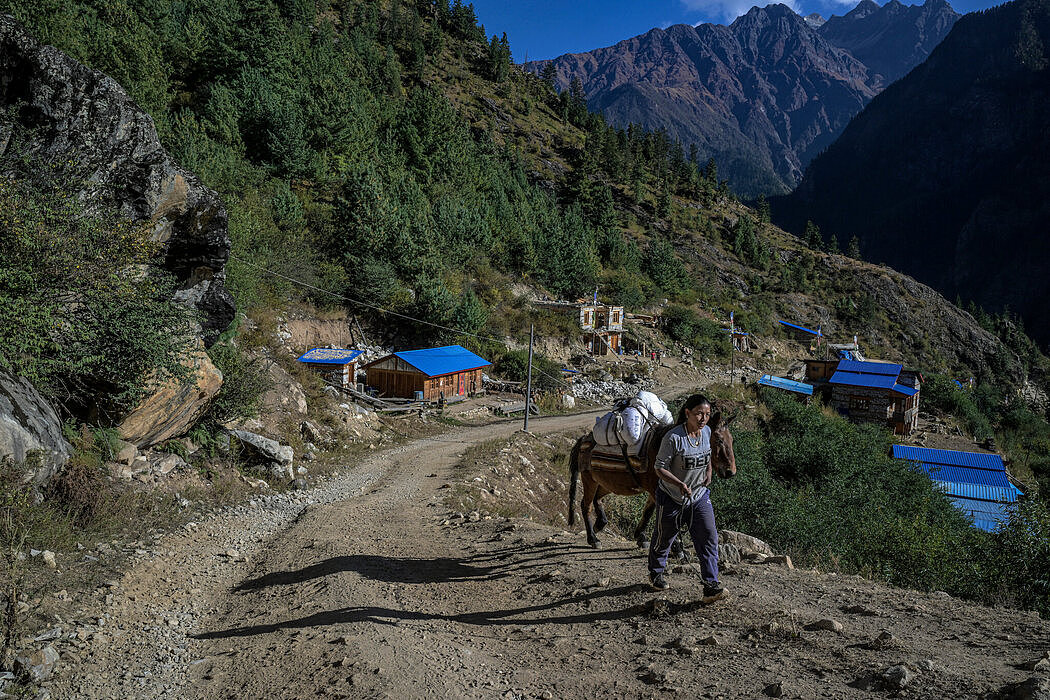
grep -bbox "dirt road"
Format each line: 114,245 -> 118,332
53,409 -> 1050,699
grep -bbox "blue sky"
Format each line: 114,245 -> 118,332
469,0 -> 1003,62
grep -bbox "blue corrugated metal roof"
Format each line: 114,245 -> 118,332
830,360 -> 917,396
891,445 -> 1007,471
948,497 -> 1016,532
390,345 -> 491,377
918,463 -> 1012,488
758,374 -> 814,396
297,348 -> 364,364
893,443 -> 1023,531
933,481 -> 1021,502
837,360 -> 903,376
777,320 -> 822,336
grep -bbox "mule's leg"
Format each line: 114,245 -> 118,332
580,472 -> 601,549
592,485 -> 610,533
633,493 -> 656,549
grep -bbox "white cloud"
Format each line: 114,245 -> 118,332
681,0 -> 801,24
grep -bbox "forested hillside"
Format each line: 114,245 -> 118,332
774,0 -> 1050,349
0,0 -> 736,352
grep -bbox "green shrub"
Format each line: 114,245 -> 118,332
661,305 -> 731,360
923,374 -> 994,439
493,350 -> 562,391
713,390 -> 984,594
0,155 -> 197,415
200,342 -> 271,427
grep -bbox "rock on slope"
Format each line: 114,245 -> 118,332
0,13 -> 234,343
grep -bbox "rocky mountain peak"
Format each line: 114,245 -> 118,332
804,12 -> 827,28
527,0 -> 955,197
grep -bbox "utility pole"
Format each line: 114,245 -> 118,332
524,324 -> 535,432
729,311 -> 735,384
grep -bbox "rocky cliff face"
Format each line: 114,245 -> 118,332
0,14 -> 234,343
774,0 -> 1050,348
818,0 -> 959,86
0,367 -> 71,486
527,2 -> 956,197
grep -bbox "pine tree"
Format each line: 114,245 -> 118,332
488,32 -> 510,82
540,62 -> 557,89
804,220 -> 821,249
756,194 -> 771,223
846,235 -> 861,259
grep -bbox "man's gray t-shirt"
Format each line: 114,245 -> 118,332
654,424 -> 711,504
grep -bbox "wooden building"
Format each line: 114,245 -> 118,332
362,345 -> 491,402
535,301 -> 624,356
804,359 -> 839,383
296,348 -> 364,389
829,360 -> 920,435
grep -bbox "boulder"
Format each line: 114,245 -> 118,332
257,357 -> 307,418
228,429 -> 294,481
115,440 -> 138,466
14,645 -> 59,682
0,368 -> 71,486
719,530 -> 775,557
117,343 -> 223,448
0,15 -> 234,342
152,453 -> 188,475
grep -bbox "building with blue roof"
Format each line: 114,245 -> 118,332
891,444 -> 1023,531
363,345 -> 492,401
778,320 -> 823,343
757,374 -> 814,400
296,347 -> 365,389
829,360 -> 921,435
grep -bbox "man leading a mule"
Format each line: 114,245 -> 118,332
648,394 -> 725,600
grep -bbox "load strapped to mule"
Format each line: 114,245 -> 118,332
587,390 -> 673,475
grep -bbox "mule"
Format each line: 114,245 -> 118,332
567,413 -> 736,549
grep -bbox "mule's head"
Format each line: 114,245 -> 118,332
708,412 -> 737,479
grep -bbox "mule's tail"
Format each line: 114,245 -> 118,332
568,436 -> 582,526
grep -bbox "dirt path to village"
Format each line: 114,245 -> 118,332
52,405 -> 1050,699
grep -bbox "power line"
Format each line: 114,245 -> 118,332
229,255 -> 573,390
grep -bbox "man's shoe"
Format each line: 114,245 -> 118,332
703,580 -> 725,600
650,574 -> 670,590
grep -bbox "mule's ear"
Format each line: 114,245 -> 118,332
709,411 -> 721,430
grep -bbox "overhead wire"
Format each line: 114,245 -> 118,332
228,254 -> 575,390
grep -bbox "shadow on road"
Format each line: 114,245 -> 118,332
234,540 -> 634,592
194,582 -> 653,640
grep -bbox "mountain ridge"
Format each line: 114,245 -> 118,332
526,1 -> 958,197
773,0 -> 1050,348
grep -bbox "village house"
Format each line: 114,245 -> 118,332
804,358 -> 839,383
535,301 -> 625,356
890,445 -> 1024,531
296,347 -> 364,390
757,374 -> 813,403
828,360 -> 921,435
362,345 -> 491,402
